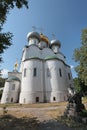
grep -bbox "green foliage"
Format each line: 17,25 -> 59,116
79,110 -> 87,117
0,77 -> 5,87
0,0 -> 28,25
0,32 -> 13,61
73,29 -> 87,86
0,0 -> 28,62
58,116 -> 87,129
0,77 -> 4,99
73,77 -> 87,95
73,78 -> 81,93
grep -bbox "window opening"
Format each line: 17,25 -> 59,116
68,73 -> 71,80
59,68 -> 62,77
11,98 -> 13,102
53,97 -> 56,101
47,68 -> 50,77
33,68 -> 37,76
24,68 -> 26,77
36,97 -> 39,103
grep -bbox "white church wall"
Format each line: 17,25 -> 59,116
1,80 -> 20,103
66,66 -> 74,89
20,62 -> 24,73
9,81 -> 20,103
44,59 -> 68,102
19,59 -> 44,104
19,92 -> 43,104
22,47 -> 27,61
1,81 -> 11,103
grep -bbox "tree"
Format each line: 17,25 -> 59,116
74,29 -> 87,93
73,77 -> 81,93
0,77 -> 5,87
73,77 -> 87,95
0,0 -> 28,62
73,29 -> 87,86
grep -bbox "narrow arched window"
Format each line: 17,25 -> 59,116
53,97 -> 56,101
68,73 -> 71,80
24,68 -> 27,77
47,68 -> 50,77
11,98 -> 13,102
59,68 -> 62,77
33,68 -> 37,76
36,97 -> 39,103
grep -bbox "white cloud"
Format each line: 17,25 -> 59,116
1,69 -> 9,78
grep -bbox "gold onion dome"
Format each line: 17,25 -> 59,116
27,31 -> 40,42
51,39 -> 61,48
40,33 -> 50,44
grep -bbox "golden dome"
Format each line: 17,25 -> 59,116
40,34 -> 50,44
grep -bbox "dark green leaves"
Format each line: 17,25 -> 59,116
0,0 -> 28,62
73,29 -> 87,85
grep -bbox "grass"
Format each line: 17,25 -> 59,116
0,97 -> 86,118
0,108 -> 33,118
0,114 -> 39,130
0,98 -> 87,129
0,101 -> 67,119
0,101 -> 67,108
46,107 -> 87,130
46,107 -> 65,118
82,96 -> 87,104
46,97 -> 87,119
46,98 -> 87,130
57,116 -> 87,130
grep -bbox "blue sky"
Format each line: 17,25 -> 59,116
1,0 -> 87,78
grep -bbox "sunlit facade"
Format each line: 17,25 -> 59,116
1,31 -> 74,104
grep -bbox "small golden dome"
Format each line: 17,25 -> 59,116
40,33 -> 50,44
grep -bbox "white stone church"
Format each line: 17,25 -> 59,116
1,31 -> 74,104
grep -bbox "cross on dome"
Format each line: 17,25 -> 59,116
52,33 -> 55,39
32,26 -> 37,31
38,27 -> 44,34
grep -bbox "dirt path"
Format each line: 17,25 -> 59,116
0,102 -> 87,129
1,107 -> 64,121
0,107 -> 76,130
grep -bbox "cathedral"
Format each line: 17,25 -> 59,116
1,31 -> 74,104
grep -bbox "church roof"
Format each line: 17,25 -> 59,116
51,40 -> 61,48
44,56 -> 58,60
7,76 -> 20,82
27,31 -> 40,42
40,33 -> 50,44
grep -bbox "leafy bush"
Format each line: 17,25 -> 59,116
79,110 -> 87,117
